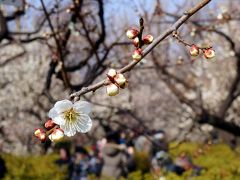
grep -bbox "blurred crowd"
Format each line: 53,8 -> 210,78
55,129 -> 203,179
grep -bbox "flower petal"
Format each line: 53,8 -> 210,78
48,108 -> 58,119
73,101 -> 92,114
52,115 -> 65,126
60,122 -> 77,137
54,99 -> 73,114
75,114 -> 92,133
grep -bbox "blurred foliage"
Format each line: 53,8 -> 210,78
2,143 -> 240,179
134,151 -> 151,173
166,142 -> 240,179
2,154 -> 66,180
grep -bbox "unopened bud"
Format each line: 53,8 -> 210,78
189,45 -> 200,57
39,133 -> 47,142
143,34 -> 154,44
44,119 -> 55,130
132,49 -> 142,61
106,84 -> 119,96
34,128 -> 44,137
114,74 -> 126,86
49,128 -> 64,142
133,37 -> 140,47
107,69 -> 117,78
204,48 -> 215,59
34,128 -> 47,142
119,80 -> 128,89
126,28 -> 139,39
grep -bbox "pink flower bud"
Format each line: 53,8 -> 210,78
49,128 -> 64,142
34,128 -> 46,142
34,128 -> 44,137
44,119 -> 55,130
189,45 -> 200,57
106,84 -> 119,96
132,49 -> 142,61
126,28 -> 139,39
204,48 -> 215,59
39,133 -> 47,142
143,34 -> 154,44
133,37 -> 140,47
114,74 -> 126,87
107,69 -> 117,78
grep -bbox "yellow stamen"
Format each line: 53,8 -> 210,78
63,108 -> 80,123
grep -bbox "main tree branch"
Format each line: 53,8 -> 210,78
70,0 -> 211,100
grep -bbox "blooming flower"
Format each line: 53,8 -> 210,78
48,100 -> 92,136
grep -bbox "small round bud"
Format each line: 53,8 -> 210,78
126,28 -> 139,39
107,69 -> 117,78
44,119 -> 55,130
106,84 -> 119,96
189,45 -> 199,57
119,81 -> 128,89
143,34 -> 154,44
34,128 -> 46,142
34,128 -> 44,137
49,128 -> 64,142
204,48 -> 215,59
132,49 -> 142,61
114,74 -> 126,86
133,37 -> 140,47
39,133 -> 47,142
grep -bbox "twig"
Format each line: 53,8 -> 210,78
70,0 -> 212,100
40,0 -> 70,88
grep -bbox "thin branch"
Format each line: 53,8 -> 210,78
70,0 -> 212,100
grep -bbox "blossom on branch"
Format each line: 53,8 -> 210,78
126,28 -> 139,39
189,45 -> 200,57
48,100 -> 92,136
204,48 -> 215,59
49,128 -> 64,142
106,69 -> 127,96
143,34 -> 154,44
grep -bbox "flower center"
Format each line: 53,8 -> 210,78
63,108 -> 80,123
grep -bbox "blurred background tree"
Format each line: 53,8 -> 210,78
0,0 -> 239,155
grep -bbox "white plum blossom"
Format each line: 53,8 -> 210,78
48,99 -> 92,136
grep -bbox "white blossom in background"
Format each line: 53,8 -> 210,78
48,100 -> 92,136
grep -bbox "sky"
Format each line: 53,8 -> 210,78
1,0 -> 231,35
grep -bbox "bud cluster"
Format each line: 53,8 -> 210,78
34,118 -> 64,143
106,69 -> 127,96
189,44 -> 215,60
126,27 -> 154,61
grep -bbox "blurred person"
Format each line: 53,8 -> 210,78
55,147 -> 72,179
175,152 -> 202,175
134,133 -> 152,154
126,146 -> 136,173
88,146 -> 103,177
0,155 -> 7,179
151,151 -> 185,176
71,146 -> 90,180
151,130 -> 168,157
119,131 -> 127,145
101,131 -> 128,179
